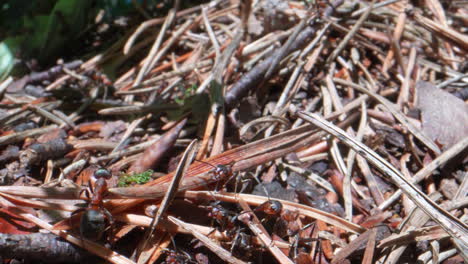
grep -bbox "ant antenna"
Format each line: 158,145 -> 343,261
194,159 -> 217,169
169,234 -> 178,250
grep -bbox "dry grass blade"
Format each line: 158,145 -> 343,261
136,139 -> 197,263
0,192 -> 79,212
0,186 -> 82,199
296,111 -> 468,261
168,216 -> 247,264
415,13 -> 468,51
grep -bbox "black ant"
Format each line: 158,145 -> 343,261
71,168 -> 114,242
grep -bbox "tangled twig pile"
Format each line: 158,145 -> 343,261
0,0 -> 467,263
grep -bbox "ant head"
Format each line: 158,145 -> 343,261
94,168 -> 112,179
265,200 -> 283,215
208,206 -> 227,220
214,164 -> 232,176
195,160 -> 234,180
255,200 -> 283,215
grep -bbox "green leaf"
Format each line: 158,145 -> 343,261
209,79 -> 224,107
0,42 -> 14,82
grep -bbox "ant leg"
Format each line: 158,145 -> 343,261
79,187 -> 92,201
101,207 -> 115,245
313,239 -> 322,264
70,208 -> 86,231
70,208 -> 87,248
230,227 -> 242,253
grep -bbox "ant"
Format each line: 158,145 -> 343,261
71,168 -> 114,242
205,201 -> 238,232
230,227 -> 255,257
254,200 -> 283,216
254,198 -> 303,238
196,160 -> 234,181
203,202 -> 258,258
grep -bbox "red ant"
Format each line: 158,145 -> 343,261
196,160 -> 234,182
254,198 -> 303,238
254,200 -> 283,216
230,227 -> 255,257
205,201 -> 238,232
195,160 -> 238,193
71,168 -> 114,242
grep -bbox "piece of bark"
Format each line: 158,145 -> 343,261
0,233 -> 98,263
20,138 -> 73,166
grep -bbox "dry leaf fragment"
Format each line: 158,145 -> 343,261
128,118 -> 187,174
416,81 -> 468,150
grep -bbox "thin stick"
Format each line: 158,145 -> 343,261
136,139 -> 198,263
326,1 -> 374,66
133,10 -> 176,88
202,6 -> 221,61
0,125 -> 58,147
397,46 -> 416,106
264,18 -> 307,80
344,103 -> 367,221
382,10 -> 407,73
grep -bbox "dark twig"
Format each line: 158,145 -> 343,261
0,233 -> 98,263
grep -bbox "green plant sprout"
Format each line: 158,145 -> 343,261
118,170 -> 153,187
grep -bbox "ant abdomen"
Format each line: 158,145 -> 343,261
80,209 -> 107,241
